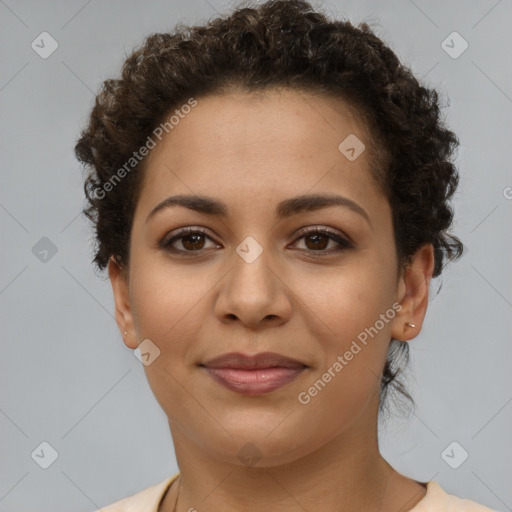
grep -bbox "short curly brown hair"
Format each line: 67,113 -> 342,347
74,0 -> 463,415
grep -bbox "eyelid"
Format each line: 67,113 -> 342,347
161,226 -> 211,244
292,226 -> 354,247
160,225 -> 354,256
160,226 -> 220,250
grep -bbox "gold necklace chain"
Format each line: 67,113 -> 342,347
170,464 -> 397,511
171,475 -> 181,512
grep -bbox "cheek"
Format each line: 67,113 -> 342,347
128,261 -> 214,430
292,261 -> 396,347
288,264 -> 395,408
129,258 -> 212,344
293,361 -> 381,450
291,283 -> 393,441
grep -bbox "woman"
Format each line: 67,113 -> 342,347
74,1 -> 496,510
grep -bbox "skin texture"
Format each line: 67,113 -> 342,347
109,88 -> 434,512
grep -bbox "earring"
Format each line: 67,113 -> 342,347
123,330 -> 127,336
406,322 -> 416,328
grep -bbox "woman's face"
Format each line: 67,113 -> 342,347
110,88 -> 425,467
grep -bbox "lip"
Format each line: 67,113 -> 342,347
201,352 -> 308,395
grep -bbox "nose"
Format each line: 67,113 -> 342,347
214,247 -> 292,329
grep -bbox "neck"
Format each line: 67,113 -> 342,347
160,399 -> 426,512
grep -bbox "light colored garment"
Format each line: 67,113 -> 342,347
95,472 -> 499,512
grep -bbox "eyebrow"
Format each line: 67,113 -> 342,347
146,193 -> 372,227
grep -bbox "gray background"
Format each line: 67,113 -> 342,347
1,0 -> 511,510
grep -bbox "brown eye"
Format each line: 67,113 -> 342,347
303,232 -> 330,251
291,227 -> 353,255
181,232 -> 206,251
160,227 -> 219,254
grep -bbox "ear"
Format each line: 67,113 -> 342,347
391,243 -> 435,342
108,256 -> 138,350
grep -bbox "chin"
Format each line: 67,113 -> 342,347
194,416 -> 323,468
206,436 -> 314,469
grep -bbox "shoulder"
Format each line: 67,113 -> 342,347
92,473 -> 179,512
411,481 -> 499,512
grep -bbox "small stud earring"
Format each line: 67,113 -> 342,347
123,330 -> 127,336
406,322 -> 416,328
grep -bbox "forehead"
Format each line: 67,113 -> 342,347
177,88 -> 363,152
139,88 -> 377,198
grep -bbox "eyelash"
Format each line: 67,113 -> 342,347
160,226 -> 354,257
